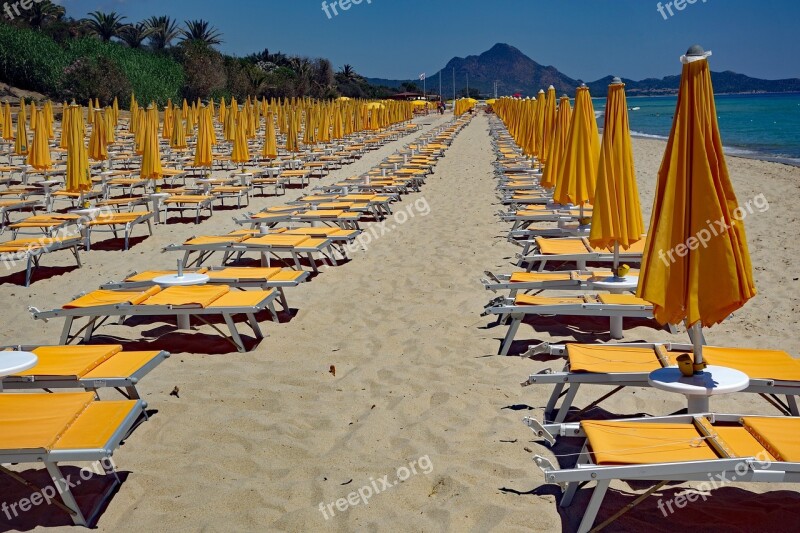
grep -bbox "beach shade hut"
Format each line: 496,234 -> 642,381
553,83 -> 601,212
589,77 -> 643,264
65,105 -> 91,196
104,107 -> 116,144
88,109 -> 108,163
540,95 -> 572,189
637,46 -> 756,380
15,104 -> 29,156
27,110 -> 52,172
232,115 -> 250,168
193,105 -> 213,171
262,113 -> 278,159
3,102 -> 13,141
170,108 -> 187,150
140,106 -> 163,180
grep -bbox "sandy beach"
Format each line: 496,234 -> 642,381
2,112 -> 800,532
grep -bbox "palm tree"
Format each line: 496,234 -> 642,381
339,64 -> 358,81
26,1 -> 65,29
83,11 -> 128,42
180,20 -> 223,46
145,16 -> 180,50
119,22 -> 153,49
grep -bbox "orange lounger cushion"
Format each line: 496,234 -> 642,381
514,295 -> 588,306
568,344 -> 662,374
64,287 -> 161,308
597,294 -> 651,306
126,269 -> 209,282
0,392 -> 96,451
185,235 -> 247,246
742,417 -> 800,462
53,401 -> 140,450
510,272 -> 592,283
247,235 -> 309,247
584,421 -> 720,465
536,238 -> 591,255
687,347 -> 800,382
205,267 -> 281,281
142,285 -> 229,308
23,345 -> 123,378
207,289 -> 274,308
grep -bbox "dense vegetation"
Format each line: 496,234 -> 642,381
0,1 -> 398,107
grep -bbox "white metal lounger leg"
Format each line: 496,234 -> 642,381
553,384 -> 581,424
246,313 -> 264,338
545,382 -> 566,415
577,479 -> 610,533
222,314 -> 246,352
44,462 -> 87,526
787,395 -> 799,416
500,315 -> 523,356
560,444 -> 591,507
59,317 -> 74,344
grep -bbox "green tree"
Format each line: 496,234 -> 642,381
119,22 -> 153,49
82,11 -> 128,42
180,20 -> 223,47
146,16 -> 180,50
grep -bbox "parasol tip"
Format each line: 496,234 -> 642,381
611,76 -> 623,85
686,44 -> 706,56
681,45 -> 712,64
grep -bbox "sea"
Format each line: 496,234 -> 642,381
593,93 -> 800,166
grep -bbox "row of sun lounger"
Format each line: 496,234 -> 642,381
486,117 -> 800,532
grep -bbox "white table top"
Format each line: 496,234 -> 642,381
153,273 -> 210,287
0,351 -> 38,377
649,365 -> 750,397
590,277 -> 640,292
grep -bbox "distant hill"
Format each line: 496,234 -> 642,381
368,43 -> 800,98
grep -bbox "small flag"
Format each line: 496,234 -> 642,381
419,73 -> 426,81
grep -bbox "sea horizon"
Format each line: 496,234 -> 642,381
594,92 -> 800,167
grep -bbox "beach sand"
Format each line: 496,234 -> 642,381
2,113 -> 800,532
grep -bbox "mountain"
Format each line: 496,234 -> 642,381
368,43 -> 800,97
368,43 -> 579,97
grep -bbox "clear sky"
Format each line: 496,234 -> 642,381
56,0 -> 799,82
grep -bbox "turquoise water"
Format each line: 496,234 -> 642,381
594,93 -> 800,166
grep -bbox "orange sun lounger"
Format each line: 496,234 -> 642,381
0,392 -> 145,526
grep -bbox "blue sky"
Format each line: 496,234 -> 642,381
55,0 -> 799,81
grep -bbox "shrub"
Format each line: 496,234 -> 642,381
65,38 -> 184,106
180,41 -> 226,102
60,56 -> 132,105
0,24 -> 68,94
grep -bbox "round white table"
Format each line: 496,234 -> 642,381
153,273 -> 210,330
648,365 -> 750,413
590,276 -> 640,339
0,351 -> 38,391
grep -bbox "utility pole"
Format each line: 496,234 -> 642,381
466,74 -> 469,98
452,67 -> 456,103
439,71 -> 442,101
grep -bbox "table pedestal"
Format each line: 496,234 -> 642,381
590,277 -> 640,339
648,365 -> 750,414
153,273 -> 210,330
